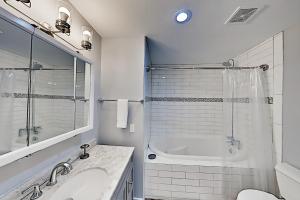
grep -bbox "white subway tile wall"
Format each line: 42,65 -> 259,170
151,69 -> 224,137
272,32 -> 284,163
145,162 -> 254,200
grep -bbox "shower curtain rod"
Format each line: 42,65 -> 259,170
147,64 -> 269,71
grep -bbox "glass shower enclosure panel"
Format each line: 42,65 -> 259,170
30,36 -> 75,144
75,59 -> 90,129
0,17 -> 32,154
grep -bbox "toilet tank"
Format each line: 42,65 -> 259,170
275,163 -> 300,200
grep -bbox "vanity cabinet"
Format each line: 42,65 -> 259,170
113,156 -> 134,200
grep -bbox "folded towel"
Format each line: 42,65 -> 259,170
117,99 -> 128,128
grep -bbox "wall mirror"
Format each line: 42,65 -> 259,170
0,16 -> 32,154
0,13 -> 92,166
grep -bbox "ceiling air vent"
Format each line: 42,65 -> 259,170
225,7 -> 259,24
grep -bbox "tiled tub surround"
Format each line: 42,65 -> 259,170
145,33 -> 283,200
145,133 -> 254,200
145,160 -> 254,200
149,32 -> 283,155
1,145 -> 134,200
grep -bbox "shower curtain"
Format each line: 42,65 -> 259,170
222,68 -> 275,199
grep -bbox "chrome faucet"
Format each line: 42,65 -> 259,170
47,161 -> 72,186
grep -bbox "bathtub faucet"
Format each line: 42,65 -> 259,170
226,136 -> 241,150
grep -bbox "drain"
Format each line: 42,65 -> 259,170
148,154 -> 156,160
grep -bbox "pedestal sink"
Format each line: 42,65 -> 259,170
47,168 -> 111,200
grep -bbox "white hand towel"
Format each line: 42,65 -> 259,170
117,99 -> 128,128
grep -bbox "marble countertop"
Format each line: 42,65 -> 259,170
2,145 -> 134,200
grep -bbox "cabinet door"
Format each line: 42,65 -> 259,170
0,17 -> 32,153
116,164 -> 134,200
126,168 -> 134,200
116,182 -> 127,200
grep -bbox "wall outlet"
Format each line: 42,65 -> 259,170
129,124 -> 135,133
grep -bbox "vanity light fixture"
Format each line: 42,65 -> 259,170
81,26 -> 93,50
55,1 -> 72,35
15,0 -> 31,8
3,0 -> 93,51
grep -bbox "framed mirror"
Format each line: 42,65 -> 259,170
0,13 -> 93,167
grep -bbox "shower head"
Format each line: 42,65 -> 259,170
222,61 -> 232,67
222,59 -> 235,67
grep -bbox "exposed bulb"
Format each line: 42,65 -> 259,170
59,7 -> 70,22
82,30 -> 92,42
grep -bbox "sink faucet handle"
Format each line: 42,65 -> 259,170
21,184 -> 43,200
60,162 -> 73,175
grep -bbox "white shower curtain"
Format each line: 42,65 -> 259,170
222,68 -> 275,199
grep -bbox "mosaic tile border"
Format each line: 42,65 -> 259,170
148,96 -> 273,104
0,93 -> 86,100
151,97 -> 223,102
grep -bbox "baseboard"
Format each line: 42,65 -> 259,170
133,197 -> 144,200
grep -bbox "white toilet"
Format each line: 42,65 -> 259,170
237,163 -> 300,200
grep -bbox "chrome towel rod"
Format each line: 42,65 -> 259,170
98,99 -> 144,103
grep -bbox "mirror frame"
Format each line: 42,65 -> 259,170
0,7 -> 94,167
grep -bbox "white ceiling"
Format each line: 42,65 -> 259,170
70,0 -> 300,64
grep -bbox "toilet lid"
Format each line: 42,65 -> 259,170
237,189 -> 277,200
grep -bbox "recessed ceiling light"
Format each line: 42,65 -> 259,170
175,9 -> 192,24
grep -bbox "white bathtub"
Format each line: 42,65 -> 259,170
145,134 -> 253,200
148,134 -> 247,166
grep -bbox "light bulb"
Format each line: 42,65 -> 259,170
59,7 -> 70,22
176,12 -> 188,23
175,9 -> 192,24
82,30 -> 92,42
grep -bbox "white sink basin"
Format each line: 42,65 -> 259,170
48,168 -> 111,200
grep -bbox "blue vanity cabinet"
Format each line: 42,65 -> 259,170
114,156 -> 134,200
